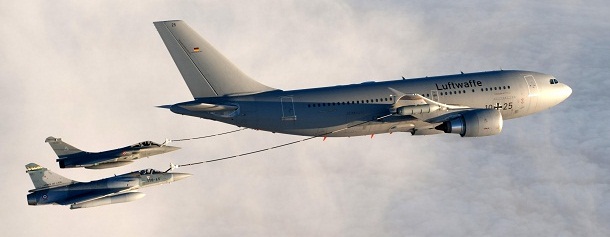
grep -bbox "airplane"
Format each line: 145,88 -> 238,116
46,137 -> 180,169
154,20 -> 572,138
25,163 -> 191,209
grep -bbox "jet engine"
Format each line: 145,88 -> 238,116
434,109 -> 503,137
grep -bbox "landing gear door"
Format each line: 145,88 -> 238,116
281,96 -> 297,121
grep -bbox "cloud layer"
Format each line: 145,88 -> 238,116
1,1 -> 608,236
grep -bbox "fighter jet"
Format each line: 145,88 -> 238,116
25,163 -> 191,209
154,20 -> 572,138
46,137 -> 180,169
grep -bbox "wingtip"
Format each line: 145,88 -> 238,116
45,136 -> 59,143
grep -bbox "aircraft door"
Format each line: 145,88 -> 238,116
524,75 -> 539,111
430,90 -> 439,102
280,96 -> 297,121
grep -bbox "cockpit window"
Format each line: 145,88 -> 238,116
131,141 -> 160,148
549,78 -> 559,84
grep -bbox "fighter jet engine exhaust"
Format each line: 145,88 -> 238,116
434,109 -> 503,137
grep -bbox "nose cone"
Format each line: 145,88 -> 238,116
162,146 -> 181,152
560,84 -> 573,102
539,82 -> 572,111
172,173 -> 192,181
552,83 -> 572,106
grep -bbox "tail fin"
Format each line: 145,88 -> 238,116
154,20 -> 276,98
45,137 -> 83,158
25,163 -> 76,190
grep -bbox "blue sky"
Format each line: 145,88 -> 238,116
1,1 -> 608,236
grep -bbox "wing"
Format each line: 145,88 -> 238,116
384,87 -> 474,134
388,87 -> 469,111
56,187 -> 133,206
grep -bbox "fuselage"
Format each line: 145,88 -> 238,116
170,70 -> 571,137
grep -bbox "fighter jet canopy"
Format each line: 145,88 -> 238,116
131,141 -> 161,148
139,169 -> 164,175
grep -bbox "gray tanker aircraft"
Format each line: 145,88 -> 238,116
154,20 -> 572,137
25,163 -> 191,209
46,137 -> 180,169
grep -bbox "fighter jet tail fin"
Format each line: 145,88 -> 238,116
25,163 -> 76,191
154,20 -> 276,98
45,137 -> 83,158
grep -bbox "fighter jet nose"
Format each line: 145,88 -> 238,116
164,146 -> 181,152
172,173 -> 192,181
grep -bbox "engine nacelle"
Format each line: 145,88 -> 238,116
435,109 -> 503,137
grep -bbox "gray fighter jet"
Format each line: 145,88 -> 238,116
46,137 -> 180,169
154,20 -> 572,138
25,163 -> 191,209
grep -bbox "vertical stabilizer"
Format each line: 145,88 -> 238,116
25,163 -> 76,190
154,20 -> 275,98
45,137 -> 83,158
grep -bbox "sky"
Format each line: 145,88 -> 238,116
1,0 -> 609,236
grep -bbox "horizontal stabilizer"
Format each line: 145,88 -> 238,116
177,102 -> 238,112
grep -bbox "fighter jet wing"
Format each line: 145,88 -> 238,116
56,187 -> 133,206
